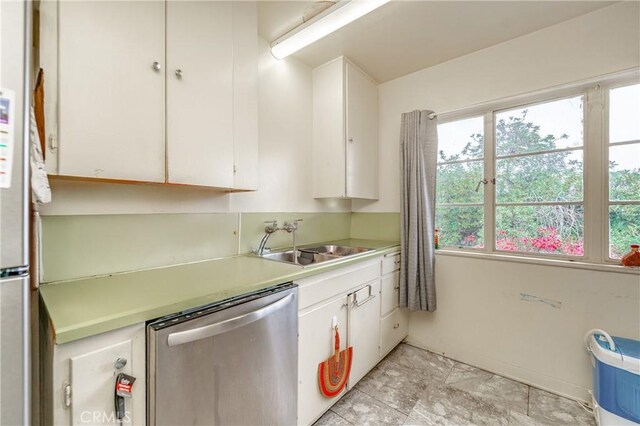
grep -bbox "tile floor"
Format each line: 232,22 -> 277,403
314,343 -> 595,426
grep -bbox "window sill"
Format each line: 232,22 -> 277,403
435,249 -> 640,275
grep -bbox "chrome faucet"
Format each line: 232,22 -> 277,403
282,219 -> 303,264
255,220 -> 280,256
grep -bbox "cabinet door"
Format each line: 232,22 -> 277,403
345,62 -> 378,199
50,324 -> 146,426
380,271 -> 400,317
166,1 -> 234,188
57,1 -> 165,182
70,340 -> 133,425
380,308 -> 409,358
349,280 -> 381,386
313,59 -> 346,198
298,296 -> 348,426
232,1 -> 259,191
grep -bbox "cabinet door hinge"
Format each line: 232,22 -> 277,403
63,383 -> 72,408
49,134 -> 58,151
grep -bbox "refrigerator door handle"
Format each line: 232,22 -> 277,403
167,293 -> 294,347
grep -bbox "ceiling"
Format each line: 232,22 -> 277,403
258,1 -> 616,83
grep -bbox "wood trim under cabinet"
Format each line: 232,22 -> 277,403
47,174 -> 256,193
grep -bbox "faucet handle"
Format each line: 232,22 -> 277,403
264,220 -> 279,233
283,219 -> 302,232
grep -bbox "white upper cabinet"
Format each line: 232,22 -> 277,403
231,1 -> 259,191
43,1 -> 258,190
57,1 -> 166,182
345,62 -> 379,199
166,1 -> 234,188
313,57 -> 378,199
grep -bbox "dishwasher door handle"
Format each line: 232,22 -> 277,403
167,293 -> 295,347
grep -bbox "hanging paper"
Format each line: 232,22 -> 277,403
0,88 -> 16,189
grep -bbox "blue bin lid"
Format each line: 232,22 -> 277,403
596,335 -> 640,360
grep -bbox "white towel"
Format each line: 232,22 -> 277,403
30,106 -> 51,204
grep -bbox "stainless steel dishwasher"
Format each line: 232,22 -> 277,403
147,283 -> 298,425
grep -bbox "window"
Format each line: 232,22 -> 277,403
608,83 -> 640,259
495,96 -> 584,256
434,73 -> 640,264
435,117 -> 485,249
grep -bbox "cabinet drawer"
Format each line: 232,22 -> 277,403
380,271 -> 400,316
297,260 -> 380,310
381,252 -> 401,275
380,308 -> 408,357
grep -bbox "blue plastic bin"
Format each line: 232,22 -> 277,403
586,330 -> 640,425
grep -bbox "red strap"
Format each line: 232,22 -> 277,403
334,326 -> 340,364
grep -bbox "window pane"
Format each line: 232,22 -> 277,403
609,143 -> 640,201
496,150 -> 583,203
436,161 -> 483,204
610,84 -> 640,143
609,204 -> 640,259
496,96 -> 583,156
437,116 -> 484,162
495,205 -> 584,256
435,206 -> 484,249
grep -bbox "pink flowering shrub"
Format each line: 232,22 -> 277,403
496,227 -> 583,256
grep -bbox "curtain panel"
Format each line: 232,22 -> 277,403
399,110 -> 438,312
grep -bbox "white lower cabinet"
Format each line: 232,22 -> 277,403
379,252 -> 408,358
380,307 -> 409,358
298,295 -> 349,426
348,280 -> 381,386
380,271 -> 400,316
42,253 -> 406,426
44,324 -> 146,425
296,255 -> 407,425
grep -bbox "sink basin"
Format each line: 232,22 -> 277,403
259,244 -> 373,267
260,250 -> 340,266
300,245 -> 372,257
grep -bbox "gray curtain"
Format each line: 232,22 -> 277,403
399,110 -> 438,312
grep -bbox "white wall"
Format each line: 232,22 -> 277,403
40,38 -> 349,216
230,39 -> 349,213
411,256 -> 639,401
355,2 -> 640,402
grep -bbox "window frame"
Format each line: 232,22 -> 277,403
492,93 -> 587,260
603,80 -> 640,263
435,115 -> 486,250
434,69 -> 640,265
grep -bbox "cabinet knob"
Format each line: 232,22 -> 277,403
152,61 -> 162,72
175,69 -> 183,79
393,323 -> 400,329
394,260 -> 401,265
348,137 -> 354,143
114,357 -> 127,370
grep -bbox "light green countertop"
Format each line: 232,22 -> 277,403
40,239 -> 399,344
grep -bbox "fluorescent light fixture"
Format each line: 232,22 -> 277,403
271,0 -> 390,60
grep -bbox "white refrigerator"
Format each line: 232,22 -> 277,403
0,0 -> 31,424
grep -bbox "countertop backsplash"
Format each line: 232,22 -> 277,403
40,212 -> 400,283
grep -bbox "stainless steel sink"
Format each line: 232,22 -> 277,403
260,250 -> 340,266
300,245 -> 372,256
259,244 -> 372,266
